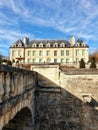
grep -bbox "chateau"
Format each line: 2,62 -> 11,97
10,36 -> 89,64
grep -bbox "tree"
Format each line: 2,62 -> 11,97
7,60 -> 12,65
79,58 -> 85,68
89,49 -> 98,62
90,57 -> 96,68
0,54 -> 3,63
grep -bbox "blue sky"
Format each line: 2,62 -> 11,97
0,0 -> 98,56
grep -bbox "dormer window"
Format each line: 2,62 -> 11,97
60,42 -> 65,47
32,43 -> 36,47
76,42 -> 79,46
53,42 -> 58,47
82,42 -> 86,47
18,43 -> 22,47
46,43 -> 50,47
12,44 -> 16,47
39,43 -> 43,47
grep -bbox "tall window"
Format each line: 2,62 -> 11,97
66,58 -> 69,63
76,58 -> 79,63
61,50 -> 64,56
39,50 -> 43,56
12,50 -> 16,57
32,50 -> 36,56
66,50 -> 69,56
28,51 -> 31,56
82,50 -> 85,56
46,50 -> 50,56
27,59 -> 31,63
76,50 -> 79,56
61,58 -> 64,63
32,59 -> 36,63
18,50 -> 22,56
54,58 -> 57,63
54,50 -> 57,56
39,58 -> 42,62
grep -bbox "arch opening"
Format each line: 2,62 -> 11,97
2,107 -> 33,130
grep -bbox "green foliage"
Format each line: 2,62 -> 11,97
0,54 -> 3,63
79,58 -> 85,68
90,58 -> 96,68
7,60 -> 12,65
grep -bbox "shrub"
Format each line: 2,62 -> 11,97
79,58 -> 85,68
90,58 -> 96,68
2,59 -> 7,62
7,60 -> 12,65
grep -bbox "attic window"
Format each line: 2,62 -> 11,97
60,43 -> 65,47
53,43 -> 58,47
18,43 -> 22,47
39,43 -> 43,47
32,43 -> 36,47
12,44 -> 16,47
46,43 -> 50,47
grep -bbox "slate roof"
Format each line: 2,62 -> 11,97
28,39 -> 71,47
12,39 -> 24,47
73,38 -> 89,47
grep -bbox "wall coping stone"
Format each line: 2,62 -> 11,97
61,68 -> 98,75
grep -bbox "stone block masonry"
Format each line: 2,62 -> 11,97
0,64 -> 98,130
33,65 -> 98,130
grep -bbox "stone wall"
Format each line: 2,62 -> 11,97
0,65 -> 36,130
0,64 -> 98,130
34,66 -> 98,130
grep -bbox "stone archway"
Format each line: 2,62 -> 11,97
2,107 -> 33,130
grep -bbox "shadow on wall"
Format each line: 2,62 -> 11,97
34,73 -> 98,130
2,107 -> 33,130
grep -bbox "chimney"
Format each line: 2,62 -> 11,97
70,36 -> 75,45
24,37 -> 29,45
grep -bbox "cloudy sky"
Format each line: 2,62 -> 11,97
0,0 -> 98,56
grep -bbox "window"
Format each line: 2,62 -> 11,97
39,43 -> 43,47
28,51 -> 31,56
46,50 -> 50,56
18,43 -> 22,47
39,50 -> 43,56
53,43 -> 58,47
76,50 -> 79,56
46,43 -> 50,47
66,58 -> 69,63
27,59 -> 31,63
18,50 -> 22,56
76,58 -> 79,63
66,50 -> 69,56
32,43 -> 36,47
32,50 -> 36,56
61,58 -> 64,63
12,44 -> 16,47
54,58 -> 57,63
39,58 -> 42,62
54,50 -> 57,56
61,50 -> 64,56
32,59 -> 36,63
12,50 -> 16,57
82,50 -> 85,56
60,43 -> 65,47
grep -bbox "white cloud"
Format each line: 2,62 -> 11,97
0,0 -> 98,55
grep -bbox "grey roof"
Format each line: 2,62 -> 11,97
13,39 -> 24,47
28,39 -> 71,47
73,38 -> 89,47
76,38 -> 83,43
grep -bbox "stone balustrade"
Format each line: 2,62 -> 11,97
0,64 -> 36,130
